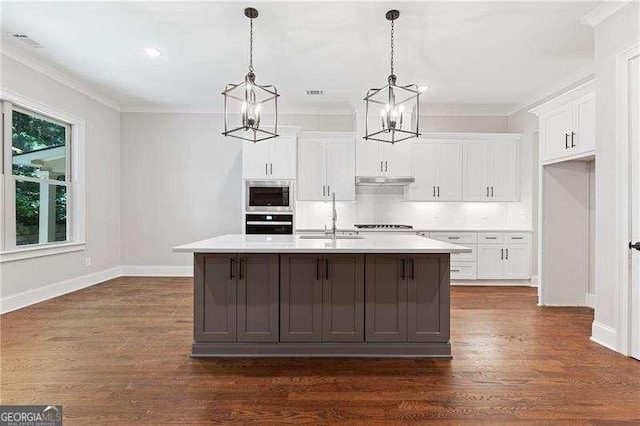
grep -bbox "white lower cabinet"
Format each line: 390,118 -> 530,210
423,231 -> 531,281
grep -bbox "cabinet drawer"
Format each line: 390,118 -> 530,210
451,244 -> 476,262
450,262 -> 477,280
504,232 -> 530,244
430,232 -> 477,244
478,232 -> 504,243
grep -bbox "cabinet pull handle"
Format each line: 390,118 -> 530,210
230,257 -> 235,279
325,258 -> 330,280
565,133 -> 569,149
433,186 -> 436,197
401,259 -> 406,280
485,236 -> 497,240
327,185 -> 330,195
270,163 -> 273,175
380,161 -> 383,172
385,161 -> 388,172
411,258 -> 415,280
316,258 -> 320,281
486,186 -> 490,197
506,248 -> 509,260
451,269 -> 461,273
511,236 -> 523,240
238,257 -> 244,279
265,163 -> 268,175
491,186 -> 494,197
437,186 -> 440,197
322,186 -> 325,196
500,249 -> 504,260
448,236 -> 460,240
571,132 -> 575,148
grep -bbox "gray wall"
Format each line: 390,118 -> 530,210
0,54 -> 121,298
593,2 -> 639,331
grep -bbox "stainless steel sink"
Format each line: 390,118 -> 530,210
298,234 -> 365,240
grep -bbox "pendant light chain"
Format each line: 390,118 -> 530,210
390,18 -> 395,77
249,17 -> 254,73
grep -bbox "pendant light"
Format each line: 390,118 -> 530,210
222,7 -> 279,142
364,10 -> 420,144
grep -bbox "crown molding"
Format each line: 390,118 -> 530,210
1,42 -> 121,111
507,66 -> 595,116
581,0 -> 631,27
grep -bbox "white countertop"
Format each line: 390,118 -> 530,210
296,228 -> 532,233
173,234 -> 471,254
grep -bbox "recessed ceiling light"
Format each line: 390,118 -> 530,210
144,47 -> 162,58
418,85 -> 431,93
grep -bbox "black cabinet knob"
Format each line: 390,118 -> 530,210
630,241 -> 640,251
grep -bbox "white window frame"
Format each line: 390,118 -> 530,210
0,91 -> 86,263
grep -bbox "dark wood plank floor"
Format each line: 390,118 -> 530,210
1,278 -> 639,424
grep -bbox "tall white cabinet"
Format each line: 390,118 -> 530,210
297,132 -> 356,201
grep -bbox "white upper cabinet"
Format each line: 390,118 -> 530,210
242,134 -> 298,180
531,83 -> 596,164
463,138 -> 520,202
356,139 -> 411,176
407,139 -> 462,201
297,133 -> 356,201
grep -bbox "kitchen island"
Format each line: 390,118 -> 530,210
173,234 -> 469,358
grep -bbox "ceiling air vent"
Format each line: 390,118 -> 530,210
306,90 -> 324,96
12,33 -> 43,48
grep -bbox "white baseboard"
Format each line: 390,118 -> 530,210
530,275 -> 539,287
120,265 -> 193,277
0,266 -> 121,315
590,321 -> 617,352
451,279 -> 532,286
586,293 -> 595,308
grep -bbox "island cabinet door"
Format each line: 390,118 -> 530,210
194,254 -> 237,342
237,254 -> 279,342
365,255 -> 408,342
322,254 -> 365,342
407,254 -> 450,343
280,254 -> 323,342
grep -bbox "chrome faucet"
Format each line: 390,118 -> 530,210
324,192 -> 337,240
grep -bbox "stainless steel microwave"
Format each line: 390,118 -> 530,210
245,180 -> 294,212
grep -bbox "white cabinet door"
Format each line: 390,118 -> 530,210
383,142 -> 412,175
297,140 -> 326,201
270,136 -> 297,179
490,140 -> 519,201
477,245 -> 505,279
437,141 -> 463,201
543,105 -> 573,161
242,140 -> 271,179
463,140 -> 491,201
356,139 -> 382,176
326,139 -> 356,201
503,245 -> 531,279
574,96 -> 596,154
407,141 -> 437,200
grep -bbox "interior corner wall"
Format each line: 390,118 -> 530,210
593,1 -> 639,345
0,54 -> 121,299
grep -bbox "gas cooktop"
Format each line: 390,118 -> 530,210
354,224 -> 414,229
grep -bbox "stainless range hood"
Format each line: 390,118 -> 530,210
355,176 -> 415,186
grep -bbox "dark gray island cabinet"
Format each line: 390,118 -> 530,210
191,251 -> 451,358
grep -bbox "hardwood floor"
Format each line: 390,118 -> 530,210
1,278 -> 639,424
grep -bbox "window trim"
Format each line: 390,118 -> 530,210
0,90 -> 86,263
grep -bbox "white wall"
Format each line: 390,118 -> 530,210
592,2 -> 639,346
0,54 -> 121,298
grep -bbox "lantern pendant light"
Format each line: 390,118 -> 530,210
364,10 -> 420,144
222,7 -> 279,142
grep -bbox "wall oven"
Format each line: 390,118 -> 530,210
245,180 -> 293,212
245,214 -> 293,235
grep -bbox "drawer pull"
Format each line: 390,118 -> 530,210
448,237 -> 460,240
511,237 -> 524,240
485,237 -> 498,240
451,269 -> 461,273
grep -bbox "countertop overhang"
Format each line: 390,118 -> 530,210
173,234 -> 471,254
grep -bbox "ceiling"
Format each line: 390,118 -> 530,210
2,2 -> 598,114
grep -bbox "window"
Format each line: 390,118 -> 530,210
1,98 -> 86,261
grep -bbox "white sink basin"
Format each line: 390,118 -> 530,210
298,234 -> 365,240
